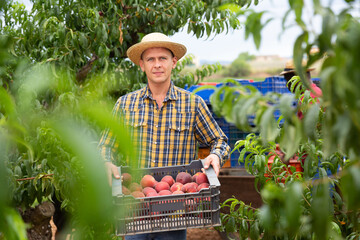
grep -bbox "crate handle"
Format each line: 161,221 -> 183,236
201,159 -> 221,187
112,166 -> 123,197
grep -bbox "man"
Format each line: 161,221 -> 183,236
273,59 -> 323,165
98,32 -> 230,240
279,59 -> 322,97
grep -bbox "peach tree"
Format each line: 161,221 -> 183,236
210,0 -> 360,239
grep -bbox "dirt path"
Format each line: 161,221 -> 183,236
187,228 -> 224,240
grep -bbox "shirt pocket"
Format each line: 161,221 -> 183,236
166,110 -> 195,151
122,109 -> 148,134
168,112 -> 191,132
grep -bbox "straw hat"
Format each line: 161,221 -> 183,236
127,32 -> 187,66
279,59 -> 315,75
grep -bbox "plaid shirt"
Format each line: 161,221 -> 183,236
99,82 -> 230,168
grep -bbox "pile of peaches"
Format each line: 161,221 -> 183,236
121,171 -> 210,198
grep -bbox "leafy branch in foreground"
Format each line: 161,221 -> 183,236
210,1 -> 360,236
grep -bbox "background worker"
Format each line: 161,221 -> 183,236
98,32 -> 230,240
271,59 -> 323,165
279,59 -> 322,119
279,59 -> 322,97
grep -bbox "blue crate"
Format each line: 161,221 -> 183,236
227,125 -> 251,168
230,149 -> 250,168
274,76 -> 291,94
230,151 -> 244,168
228,124 -> 249,145
261,79 -> 275,95
206,106 -> 251,168
186,85 -> 215,104
214,116 -> 230,137
236,79 -> 261,90
186,77 -> 306,140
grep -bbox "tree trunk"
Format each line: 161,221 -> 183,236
20,201 -> 55,240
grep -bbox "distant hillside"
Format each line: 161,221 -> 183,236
200,60 -> 232,66
249,55 -> 289,76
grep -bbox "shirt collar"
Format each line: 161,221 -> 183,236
141,81 -> 178,101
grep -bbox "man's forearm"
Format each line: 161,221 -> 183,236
210,139 -> 231,167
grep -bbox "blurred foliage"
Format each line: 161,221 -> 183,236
2,0 -> 359,239
222,52 -> 254,78
212,0 -> 360,239
0,58 -> 129,238
0,0 -> 248,86
0,0 -> 261,239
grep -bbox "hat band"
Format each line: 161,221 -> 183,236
283,68 -> 295,71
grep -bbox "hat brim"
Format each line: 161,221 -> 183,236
279,67 -> 315,75
127,41 -> 187,66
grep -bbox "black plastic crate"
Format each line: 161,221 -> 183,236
112,160 -> 221,236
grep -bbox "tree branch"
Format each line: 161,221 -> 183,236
76,53 -> 99,82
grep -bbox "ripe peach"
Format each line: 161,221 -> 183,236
129,182 -> 142,192
143,187 -> 157,196
155,181 -> 170,193
182,182 -> 198,193
195,173 -> 209,185
170,182 -> 183,192
172,190 -> 184,195
121,172 -> 132,186
187,187 -> 197,193
161,175 -> 175,187
140,174 -> 157,188
197,183 -> 210,191
122,186 -> 131,195
131,191 -> 145,198
158,190 -> 172,196
146,191 -> 160,197
176,172 -> 192,185
192,172 -> 202,182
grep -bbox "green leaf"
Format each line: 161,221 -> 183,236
311,183 -> 332,240
259,204 -> 272,230
341,165 -> 360,210
260,106 -> 279,143
249,221 -> 260,239
279,94 -> 296,121
293,32 -> 310,90
284,182 -> 302,235
14,166 -> 22,177
280,123 -> 302,160
225,216 -> 236,233
303,104 -> 320,140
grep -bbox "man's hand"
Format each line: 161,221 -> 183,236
105,161 -> 120,186
203,153 -> 221,176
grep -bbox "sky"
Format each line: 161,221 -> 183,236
171,0 -> 297,62
171,0 -> 351,62
19,0 -> 354,62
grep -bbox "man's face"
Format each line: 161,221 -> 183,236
139,47 -> 177,86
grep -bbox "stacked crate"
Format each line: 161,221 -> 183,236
200,105 -> 249,168
187,77 -> 319,168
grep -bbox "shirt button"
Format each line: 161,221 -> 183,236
155,125 -> 158,128
154,142 -> 157,145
